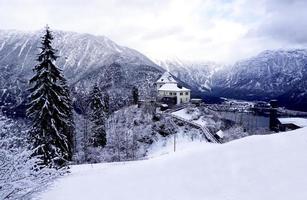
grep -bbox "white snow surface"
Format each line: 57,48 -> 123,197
158,83 -> 190,92
172,108 -> 209,127
172,108 -> 193,120
38,127 -> 307,200
278,117 -> 307,127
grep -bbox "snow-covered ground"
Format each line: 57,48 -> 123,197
172,108 -> 194,120
172,108 -> 211,127
37,127 -> 307,200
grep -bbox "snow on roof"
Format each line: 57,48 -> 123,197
158,83 -> 190,92
156,72 -> 177,83
278,117 -> 307,127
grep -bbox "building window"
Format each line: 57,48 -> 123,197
169,92 -> 172,95
180,92 -> 183,96
185,92 -> 189,95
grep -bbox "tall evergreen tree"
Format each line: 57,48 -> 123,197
27,26 -> 74,167
89,84 -> 107,147
103,91 -> 110,117
132,86 -> 139,105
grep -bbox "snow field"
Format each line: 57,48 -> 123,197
39,127 -> 307,200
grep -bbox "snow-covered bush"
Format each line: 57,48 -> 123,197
152,115 -> 176,136
74,104 -> 203,163
104,105 -> 158,162
73,105 -> 157,163
186,107 -> 195,114
191,112 -> 201,120
0,149 -> 64,199
222,126 -> 249,142
0,116 -> 66,199
74,103 -> 232,163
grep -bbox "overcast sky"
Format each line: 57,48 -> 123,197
0,0 -> 306,63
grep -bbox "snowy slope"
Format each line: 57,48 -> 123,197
38,127 -> 307,200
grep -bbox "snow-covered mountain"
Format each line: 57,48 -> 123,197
0,30 -> 164,115
155,58 -> 223,92
1,29 -> 307,113
159,50 -> 307,111
212,49 -> 307,110
0,30 -> 160,80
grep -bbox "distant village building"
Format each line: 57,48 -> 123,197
268,100 -> 307,132
277,118 -> 307,131
191,98 -> 202,106
156,72 -> 191,105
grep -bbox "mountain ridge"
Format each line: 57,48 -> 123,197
0,29 -> 164,116
1,28 -> 306,114
159,49 -> 307,111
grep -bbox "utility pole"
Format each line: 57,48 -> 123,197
169,117 -> 178,153
174,132 -> 176,152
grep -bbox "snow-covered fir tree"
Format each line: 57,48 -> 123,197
132,86 -> 139,105
27,26 -> 74,167
89,84 -> 107,147
103,91 -> 110,117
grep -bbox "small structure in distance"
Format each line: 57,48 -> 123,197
277,117 -> 307,131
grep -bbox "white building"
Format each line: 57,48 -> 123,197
156,72 -> 191,105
